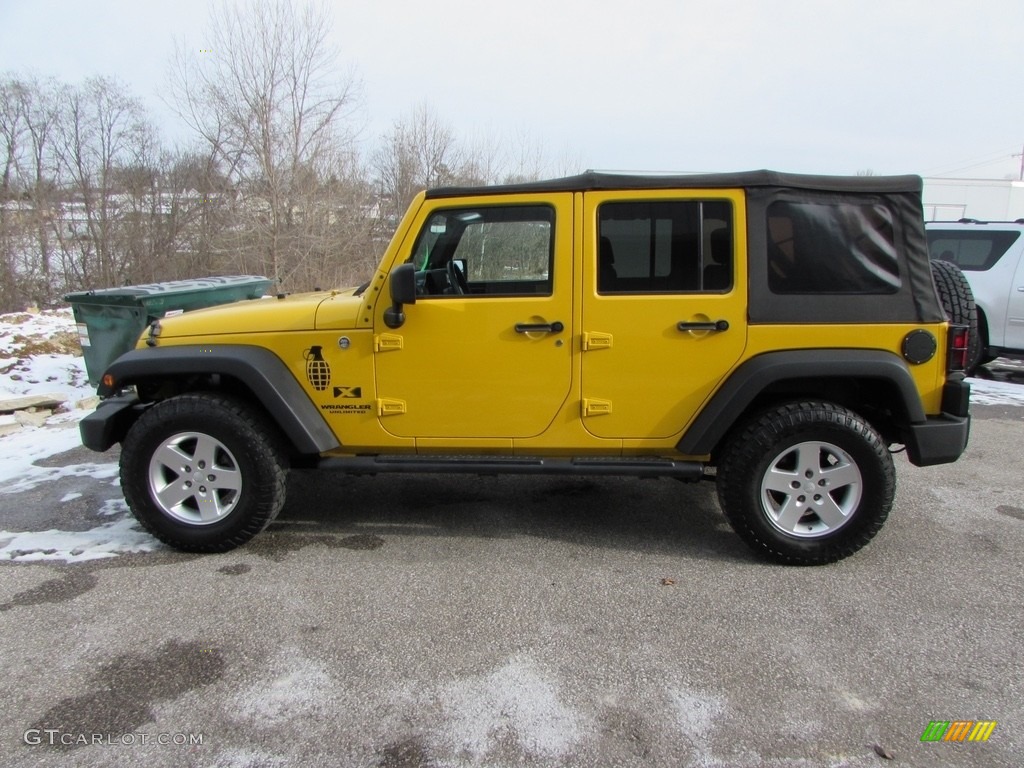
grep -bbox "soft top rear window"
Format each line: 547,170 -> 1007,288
927,230 -> 1020,271
767,201 -> 901,294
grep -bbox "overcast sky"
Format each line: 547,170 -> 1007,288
2,0 -> 1022,179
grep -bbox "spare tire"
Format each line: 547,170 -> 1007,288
930,259 -> 981,374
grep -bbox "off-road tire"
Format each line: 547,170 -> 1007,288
931,259 -> 981,373
120,393 -> 287,552
717,401 -> 895,566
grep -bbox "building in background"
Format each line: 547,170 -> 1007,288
922,178 -> 1024,222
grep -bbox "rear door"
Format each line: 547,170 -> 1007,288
580,190 -> 748,440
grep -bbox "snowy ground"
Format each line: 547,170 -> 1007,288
0,308 -> 160,562
1,308 -> 1022,564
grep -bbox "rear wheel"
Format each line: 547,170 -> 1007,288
120,393 -> 287,552
717,402 -> 895,565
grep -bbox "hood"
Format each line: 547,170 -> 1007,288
150,290 -> 362,340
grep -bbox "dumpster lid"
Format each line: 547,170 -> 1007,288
65,276 -> 272,305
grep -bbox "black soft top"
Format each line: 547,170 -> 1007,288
427,170 -> 923,198
428,168 -> 942,326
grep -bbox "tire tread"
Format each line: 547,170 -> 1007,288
717,401 -> 895,566
120,393 -> 287,553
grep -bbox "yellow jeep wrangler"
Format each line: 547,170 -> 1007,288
81,171 -> 972,564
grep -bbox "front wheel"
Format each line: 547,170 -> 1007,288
716,402 -> 895,565
120,393 -> 287,552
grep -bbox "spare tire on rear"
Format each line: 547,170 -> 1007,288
930,259 -> 981,374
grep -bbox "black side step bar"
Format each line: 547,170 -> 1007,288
318,454 -> 704,480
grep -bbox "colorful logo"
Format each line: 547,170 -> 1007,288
920,720 -> 997,742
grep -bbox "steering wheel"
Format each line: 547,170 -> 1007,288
447,259 -> 468,295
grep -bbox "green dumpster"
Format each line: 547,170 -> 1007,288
65,276 -> 274,384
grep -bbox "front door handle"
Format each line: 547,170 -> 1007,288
677,319 -> 729,332
515,321 -> 564,334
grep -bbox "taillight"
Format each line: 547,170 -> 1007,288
947,324 -> 969,372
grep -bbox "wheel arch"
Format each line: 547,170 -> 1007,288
678,350 -> 926,459
96,345 -> 340,456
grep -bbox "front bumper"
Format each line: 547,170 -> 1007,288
79,393 -> 144,452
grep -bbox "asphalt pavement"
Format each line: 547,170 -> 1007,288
0,404 -> 1022,767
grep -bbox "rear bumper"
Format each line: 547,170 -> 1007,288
904,379 -> 971,467
80,394 -> 143,452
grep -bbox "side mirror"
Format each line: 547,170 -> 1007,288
383,263 -> 417,329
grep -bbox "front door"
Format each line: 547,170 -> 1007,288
580,190 -> 748,440
374,194 -> 574,440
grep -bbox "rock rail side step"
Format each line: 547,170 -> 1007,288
319,454 -> 704,480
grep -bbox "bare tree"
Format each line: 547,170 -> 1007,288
51,76 -> 153,290
0,74 -> 67,308
500,127 -> 548,184
0,75 -> 28,310
372,103 -> 471,225
19,77 -> 63,298
373,106 -> 583,225
159,148 -> 236,279
0,77 -> 27,197
291,149 -> 379,288
495,127 -> 581,183
168,0 -> 362,290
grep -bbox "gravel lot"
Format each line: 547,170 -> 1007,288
0,400 -> 1021,767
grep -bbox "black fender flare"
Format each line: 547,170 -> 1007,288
96,345 -> 340,455
676,349 -> 926,456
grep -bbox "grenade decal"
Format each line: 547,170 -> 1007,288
304,346 -> 331,391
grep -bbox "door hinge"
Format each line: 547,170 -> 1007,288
582,398 -> 613,417
582,332 -> 613,351
374,334 -> 403,352
376,398 -> 407,416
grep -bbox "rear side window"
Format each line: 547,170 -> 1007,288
927,230 -> 1020,271
597,200 -> 733,293
766,201 -> 901,294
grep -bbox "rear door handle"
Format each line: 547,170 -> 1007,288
515,321 -> 564,334
677,320 -> 729,332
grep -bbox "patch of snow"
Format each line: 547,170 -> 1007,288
669,687 -> 725,742
1,459 -> 120,495
437,656 -> 587,761
0,308 -> 78,353
232,652 -> 335,726
60,492 -> 83,502
98,498 -> 127,516
0,422 -> 90,485
209,749 -> 288,768
0,355 -> 89,398
967,377 -> 1024,407
0,514 -> 158,562
0,307 -> 94,403
0,422 -> 118,493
